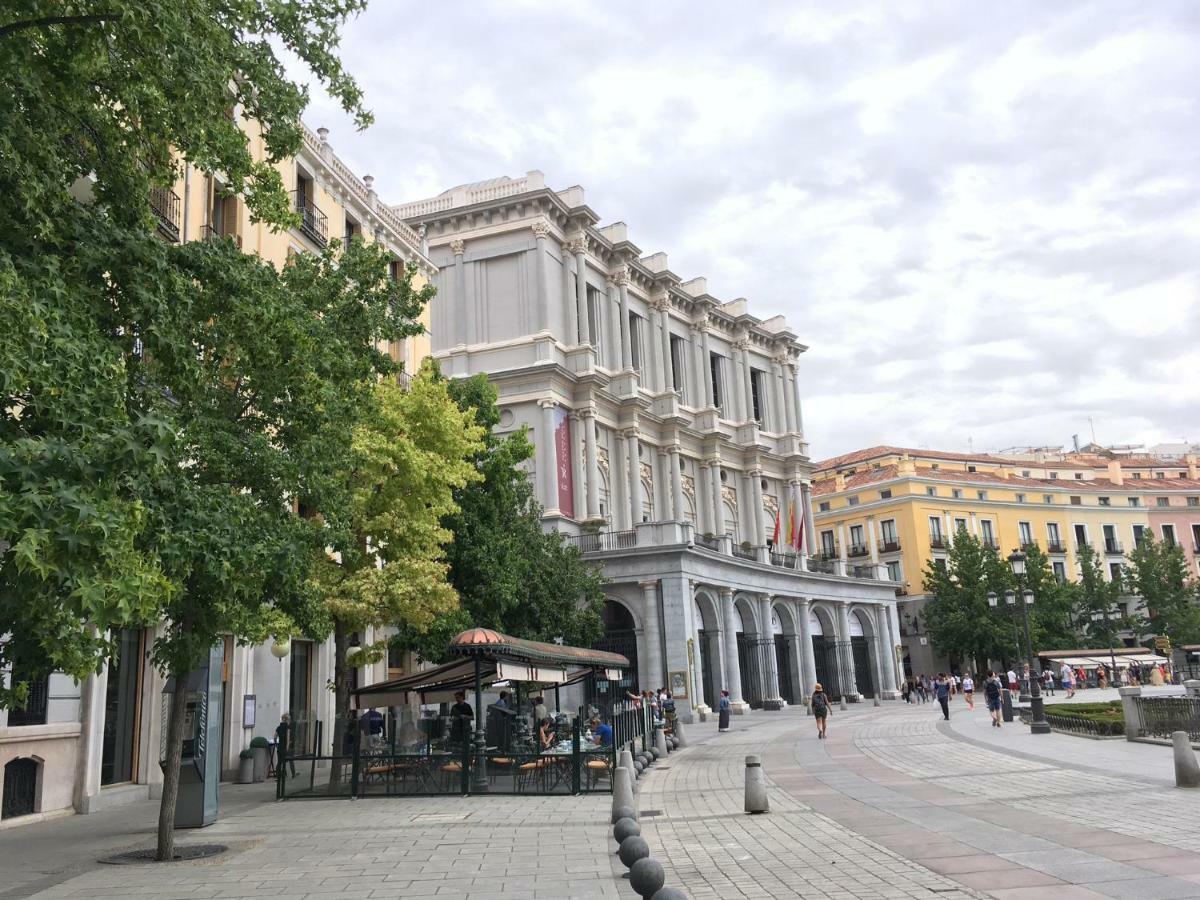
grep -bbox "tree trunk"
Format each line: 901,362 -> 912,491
330,617 -> 350,785
156,669 -> 189,861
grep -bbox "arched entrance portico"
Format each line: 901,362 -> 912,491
693,592 -> 721,711
734,595 -> 766,709
772,603 -> 798,705
849,609 -> 876,700
809,604 -> 843,700
588,598 -> 639,712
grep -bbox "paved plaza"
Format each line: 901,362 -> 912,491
3,694 -> 1200,899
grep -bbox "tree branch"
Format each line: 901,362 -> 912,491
0,14 -> 116,38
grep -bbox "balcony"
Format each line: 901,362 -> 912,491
847,542 -> 870,558
929,534 -> 946,549
807,557 -> 836,575
292,190 -> 328,247
878,538 -> 901,553
150,186 -> 181,242
732,544 -> 758,561
1104,539 -> 1124,555
565,529 -> 636,553
1046,541 -> 1066,554
695,533 -> 722,552
981,538 -> 999,550
769,552 -> 801,570
1020,539 -> 1039,551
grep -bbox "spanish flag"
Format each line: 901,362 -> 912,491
786,501 -> 795,552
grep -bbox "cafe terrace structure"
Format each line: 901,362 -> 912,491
278,629 -> 641,798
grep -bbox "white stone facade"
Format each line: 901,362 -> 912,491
396,173 -> 902,721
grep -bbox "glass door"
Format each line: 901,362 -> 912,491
101,629 -> 144,785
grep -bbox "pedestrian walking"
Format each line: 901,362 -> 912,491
1060,661 -> 1076,698
962,673 -> 975,710
917,675 -> 929,703
984,672 -> 1003,728
718,689 -> 732,732
1042,669 -> 1055,696
935,673 -> 951,721
1006,668 -> 1018,692
811,683 -> 831,739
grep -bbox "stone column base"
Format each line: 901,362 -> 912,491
844,693 -> 862,703
879,690 -> 901,700
730,701 -> 751,715
762,698 -> 786,711
694,704 -> 711,722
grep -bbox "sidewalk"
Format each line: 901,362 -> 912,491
0,781 -> 625,900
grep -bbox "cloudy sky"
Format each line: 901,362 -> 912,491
298,1 -> 1200,460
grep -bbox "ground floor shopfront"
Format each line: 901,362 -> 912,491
579,522 -> 902,721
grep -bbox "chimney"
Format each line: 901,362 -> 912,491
1187,453 -> 1198,480
835,472 -> 846,493
897,453 -> 917,477
1107,460 -> 1124,485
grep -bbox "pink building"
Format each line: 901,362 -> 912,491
1144,480 -> 1200,577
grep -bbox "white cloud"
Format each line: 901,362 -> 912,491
300,0 -> 1200,455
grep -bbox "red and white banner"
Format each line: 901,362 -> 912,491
553,406 -> 575,518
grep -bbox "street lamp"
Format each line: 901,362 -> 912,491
987,590 -> 1024,697
1006,549 -> 1050,735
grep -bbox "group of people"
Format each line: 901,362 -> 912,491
623,687 -> 679,726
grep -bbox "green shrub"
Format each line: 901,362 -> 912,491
239,748 -> 254,760
1041,701 -> 1124,735
249,736 -> 270,749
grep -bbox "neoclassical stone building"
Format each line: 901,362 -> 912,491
396,172 -> 900,722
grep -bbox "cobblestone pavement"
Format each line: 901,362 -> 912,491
6,790 -> 625,900
634,698 -> 1200,900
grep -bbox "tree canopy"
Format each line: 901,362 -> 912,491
1124,534 -> 1200,646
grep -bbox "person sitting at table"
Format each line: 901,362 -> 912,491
396,718 -> 424,751
590,717 -> 613,748
495,690 -> 510,710
538,717 -> 555,751
533,695 -> 547,723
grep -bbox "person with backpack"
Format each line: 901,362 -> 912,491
811,683 -> 831,739
984,672 -> 1003,728
934,673 -> 951,721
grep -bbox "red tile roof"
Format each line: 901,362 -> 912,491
811,465 -> 1200,497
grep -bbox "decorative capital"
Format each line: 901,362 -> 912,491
771,352 -> 790,367
581,406 -> 597,420
609,264 -> 631,286
449,238 -> 465,256
689,319 -> 706,334
565,236 -> 587,256
537,398 -> 556,410
650,294 -> 671,313
732,337 -> 751,352
531,219 -> 551,239
620,427 -> 639,441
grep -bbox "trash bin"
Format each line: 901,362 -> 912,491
1001,688 -> 1014,723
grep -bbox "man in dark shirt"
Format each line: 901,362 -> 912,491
935,674 -> 951,721
450,691 -> 474,745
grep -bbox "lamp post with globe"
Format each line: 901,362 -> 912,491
988,550 -> 1050,735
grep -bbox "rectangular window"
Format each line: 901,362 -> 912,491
929,516 -> 943,540
1191,523 -> 1200,550
1162,524 -> 1177,547
847,495 -> 859,506
980,520 -> 995,547
850,525 -> 865,549
952,488 -> 963,499
977,490 -> 987,500
880,489 -> 892,500
1022,470 -> 1031,478
1098,496 -> 1110,506
1133,524 -> 1146,547
1044,494 -> 1054,504
1188,497 -> 1200,507
1128,497 -> 1140,507
1157,497 -> 1169,507
968,465 -> 977,473
1070,496 -> 1082,505
669,335 -> 687,400
881,519 -> 898,542
954,517 -> 967,532
886,561 -> 902,582
1050,472 -> 1059,480
1157,472 -> 1166,479
821,530 -> 836,556
1047,523 -> 1061,549
1103,524 -> 1120,554
1015,493 -> 1025,503
1052,561 -> 1067,583
1109,562 -> 1123,581
587,286 -> 604,354
709,353 -> 725,413
628,312 -> 644,370
1019,522 -> 1033,546
1075,473 -> 1083,480
926,486 -> 936,496
1074,524 -> 1087,546
1133,472 -> 1142,479
749,368 -> 766,424
818,501 -> 830,512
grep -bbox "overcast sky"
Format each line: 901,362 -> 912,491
298,1 -> 1200,459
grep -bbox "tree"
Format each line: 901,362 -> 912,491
2,0 -> 381,858
921,530 -> 1015,674
394,374 -> 606,663
1021,544 -> 1079,653
1073,543 -> 1132,652
311,363 -> 484,765
1124,534 -> 1200,646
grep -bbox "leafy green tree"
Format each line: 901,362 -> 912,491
921,529 -> 1015,674
1,0 -> 384,859
1021,544 -> 1079,652
311,364 -> 484,762
1073,543 -> 1133,651
1124,534 -> 1200,646
395,374 -> 606,662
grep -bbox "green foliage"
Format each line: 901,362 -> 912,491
1041,701 -> 1124,735
1073,543 -> 1137,650
394,374 -> 606,663
249,736 -> 270,749
1124,534 -> 1200,646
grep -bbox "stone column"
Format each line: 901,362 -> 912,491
616,266 -> 632,370
698,461 -> 713,536
656,299 -> 674,393
607,277 -> 622,370
759,595 -> 783,709
572,239 -> 590,345
836,523 -> 848,576
570,411 -> 586,521
655,446 -> 671,520
649,299 -> 667,392
797,598 -> 817,700
538,399 -> 559,514
867,518 -> 879,564
719,587 -> 747,711
661,575 -> 699,723
669,446 -> 685,525
583,409 -> 600,520
738,338 -> 755,423
612,431 -> 629,530
691,321 -> 709,406
451,238 -> 466,346
562,246 -> 578,345
786,359 -> 804,434
836,601 -> 860,700
690,584 -> 710,714
749,469 -> 766,549
802,482 -> 817,556
701,325 -> 716,409
532,220 -> 550,334
75,648 -> 108,813
625,429 -> 642,526
710,458 -> 726,539
877,603 -> 899,696
640,580 -> 664,693
774,354 -> 793,433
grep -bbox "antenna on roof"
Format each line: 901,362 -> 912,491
1088,417 -> 1096,444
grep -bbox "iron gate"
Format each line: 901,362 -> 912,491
697,630 -> 717,708
586,628 -> 638,714
775,635 -> 795,704
812,637 -> 846,700
851,637 -> 875,699
2,758 -> 37,819
736,634 -> 767,709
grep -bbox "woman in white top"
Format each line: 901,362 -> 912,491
961,673 -> 975,710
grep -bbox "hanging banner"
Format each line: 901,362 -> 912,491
554,406 -> 575,517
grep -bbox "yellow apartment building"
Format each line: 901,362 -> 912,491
809,446 -> 1195,676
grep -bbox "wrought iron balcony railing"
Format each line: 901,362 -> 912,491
1046,541 -> 1066,554
292,190 -> 328,247
878,538 -> 901,553
929,534 -> 946,549
150,186 -> 181,242
1105,539 -> 1124,554
847,542 -> 870,558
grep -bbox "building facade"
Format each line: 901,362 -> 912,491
0,121 -> 434,824
395,172 -> 901,723
812,446 -> 1200,676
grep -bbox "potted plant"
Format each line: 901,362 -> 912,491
236,748 -> 255,784
249,735 -> 270,782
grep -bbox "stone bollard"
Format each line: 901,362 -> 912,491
1118,686 -> 1142,742
744,754 -> 769,814
1173,731 -> 1200,788
613,817 -> 640,844
674,722 -> 687,748
840,695 -> 847,711
655,725 -> 669,758
630,857 -> 666,898
619,748 -> 637,790
612,767 -> 635,821
650,889 -> 687,900
873,696 -> 880,707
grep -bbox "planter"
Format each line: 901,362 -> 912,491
236,756 -> 254,784
252,747 -> 269,782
